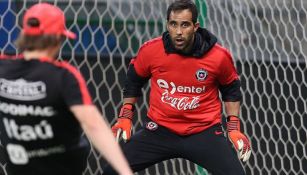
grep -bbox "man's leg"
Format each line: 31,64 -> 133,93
103,124 -> 180,174
181,124 -> 246,175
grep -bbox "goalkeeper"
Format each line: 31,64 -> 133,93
0,3 -> 132,175
104,0 -> 252,174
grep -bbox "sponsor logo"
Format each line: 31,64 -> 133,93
27,146 -> 65,158
195,69 -> 208,81
7,144 -> 28,164
146,121 -> 158,131
157,79 -> 205,94
161,91 -> 200,110
0,78 -> 46,101
0,101 -> 55,117
3,117 -> 63,165
3,118 -> 54,141
157,79 -> 202,110
6,143 -> 65,165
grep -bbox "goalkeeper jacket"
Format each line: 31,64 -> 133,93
124,28 -> 241,135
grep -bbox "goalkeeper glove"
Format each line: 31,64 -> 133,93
227,115 -> 252,162
112,103 -> 134,142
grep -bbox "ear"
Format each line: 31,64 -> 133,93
194,22 -> 200,32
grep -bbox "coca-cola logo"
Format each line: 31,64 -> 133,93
161,91 -> 200,110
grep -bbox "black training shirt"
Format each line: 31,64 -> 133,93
0,55 -> 92,175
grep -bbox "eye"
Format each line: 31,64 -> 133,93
169,22 -> 177,27
181,22 -> 190,28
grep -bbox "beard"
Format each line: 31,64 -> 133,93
171,35 -> 194,53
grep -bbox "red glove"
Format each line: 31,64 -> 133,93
112,103 -> 134,142
227,115 -> 251,162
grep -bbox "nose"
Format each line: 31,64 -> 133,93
176,27 -> 183,35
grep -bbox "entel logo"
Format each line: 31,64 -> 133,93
157,79 -> 205,94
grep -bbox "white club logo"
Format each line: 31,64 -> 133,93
195,69 -> 208,81
146,121 -> 158,131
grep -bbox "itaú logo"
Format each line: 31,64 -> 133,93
157,79 -> 205,94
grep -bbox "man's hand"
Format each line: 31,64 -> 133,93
227,115 -> 251,162
112,103 -> 134,142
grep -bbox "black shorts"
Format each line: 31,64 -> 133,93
104,118 -> 245,175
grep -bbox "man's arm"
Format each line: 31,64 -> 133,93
220,80 -> 251,162
224,101 -> 251,162
70,105 -> 133,175
123,97 -> 138,105
112,63 -> 149,142
224,101 -> 240,117
111,97 -> 138,142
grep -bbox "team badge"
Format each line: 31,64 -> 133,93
195,69 -> 208,81
146,121 -> 158,131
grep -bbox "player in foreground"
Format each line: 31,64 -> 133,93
0,3 -> 133,175
104,0 -> 251,174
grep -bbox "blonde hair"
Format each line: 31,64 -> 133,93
15,34 -> 64,52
